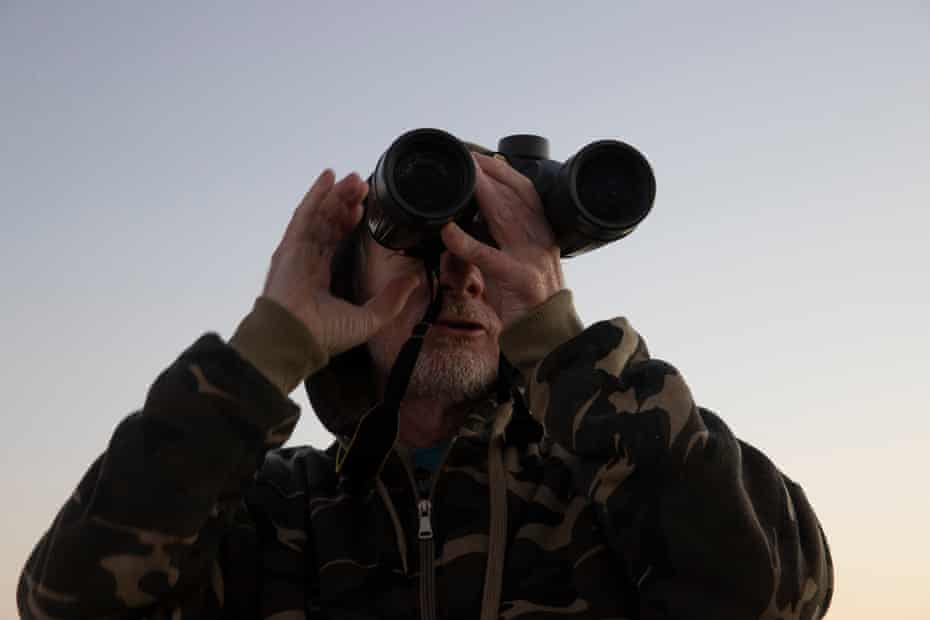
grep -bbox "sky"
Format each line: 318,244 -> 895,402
1,1 -> 928,617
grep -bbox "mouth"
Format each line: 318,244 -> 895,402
433,318 -> 486,335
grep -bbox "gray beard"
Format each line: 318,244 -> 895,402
369,294 -> 499,405
395,340 -> 497,404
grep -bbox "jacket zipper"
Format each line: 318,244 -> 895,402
403,439 -> 456,620
416,474 -> 437,620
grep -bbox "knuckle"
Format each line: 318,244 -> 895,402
515,173 -> 535,195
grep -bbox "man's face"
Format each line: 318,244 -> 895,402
360,236 -> 502,403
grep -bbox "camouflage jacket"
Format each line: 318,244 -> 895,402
19,293 -> 833,619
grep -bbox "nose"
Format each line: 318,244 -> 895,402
438,251 -> 485,299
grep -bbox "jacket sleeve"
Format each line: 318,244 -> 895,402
18,298 -> 324,619
500,292 -> 834,620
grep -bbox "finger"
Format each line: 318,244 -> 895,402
364,273 -> 422,332
321,173 -> 368,228
332,172 -> 367,205
301,168 -> 337,210
473,152 -> 540,209
472,157 -> 511,218
474,153 -> 557,253
282,169 -> 335,244
299,173 -> 367,247
471,158 -> 527,249
440,222 -> 512,279
333,176 -> 370,237
332,273 -> 421,354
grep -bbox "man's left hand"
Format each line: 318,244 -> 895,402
440,152 -> 565,329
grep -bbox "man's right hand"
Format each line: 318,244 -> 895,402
261,170 -> 421,357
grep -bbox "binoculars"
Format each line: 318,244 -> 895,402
364,128 -> 655,258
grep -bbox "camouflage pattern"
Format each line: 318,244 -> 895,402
19,319 -> 833,619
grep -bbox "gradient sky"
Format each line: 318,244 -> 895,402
2,2 -> 928,617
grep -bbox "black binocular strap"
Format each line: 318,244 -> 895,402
336,254 -> 443,492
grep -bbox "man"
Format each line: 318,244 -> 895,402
19,151 -> 833,619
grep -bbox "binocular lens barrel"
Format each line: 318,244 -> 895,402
393,144 -> 468,214
365,128 -> 655,257
367,129 -> 475,252
548,140 -> 656,256
575,142 -> 655,228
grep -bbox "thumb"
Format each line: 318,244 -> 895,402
440,222 -> 510,279
327,273 -> 421,356
363,273 -> 422,333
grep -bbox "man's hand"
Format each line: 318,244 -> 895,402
440,152 -> 565,329
263,170 -> 420,356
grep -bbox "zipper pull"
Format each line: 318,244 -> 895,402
417,498 -> 434,540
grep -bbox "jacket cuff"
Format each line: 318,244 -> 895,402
229,296 -> 329,394
499,289 -> 584,379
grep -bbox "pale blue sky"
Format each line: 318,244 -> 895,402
2,2 -> 928,617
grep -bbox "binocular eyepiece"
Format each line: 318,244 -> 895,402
365,128 -> 655,258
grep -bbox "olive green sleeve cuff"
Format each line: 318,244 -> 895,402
499,289 -> 584,379
229,296 -> 329,395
